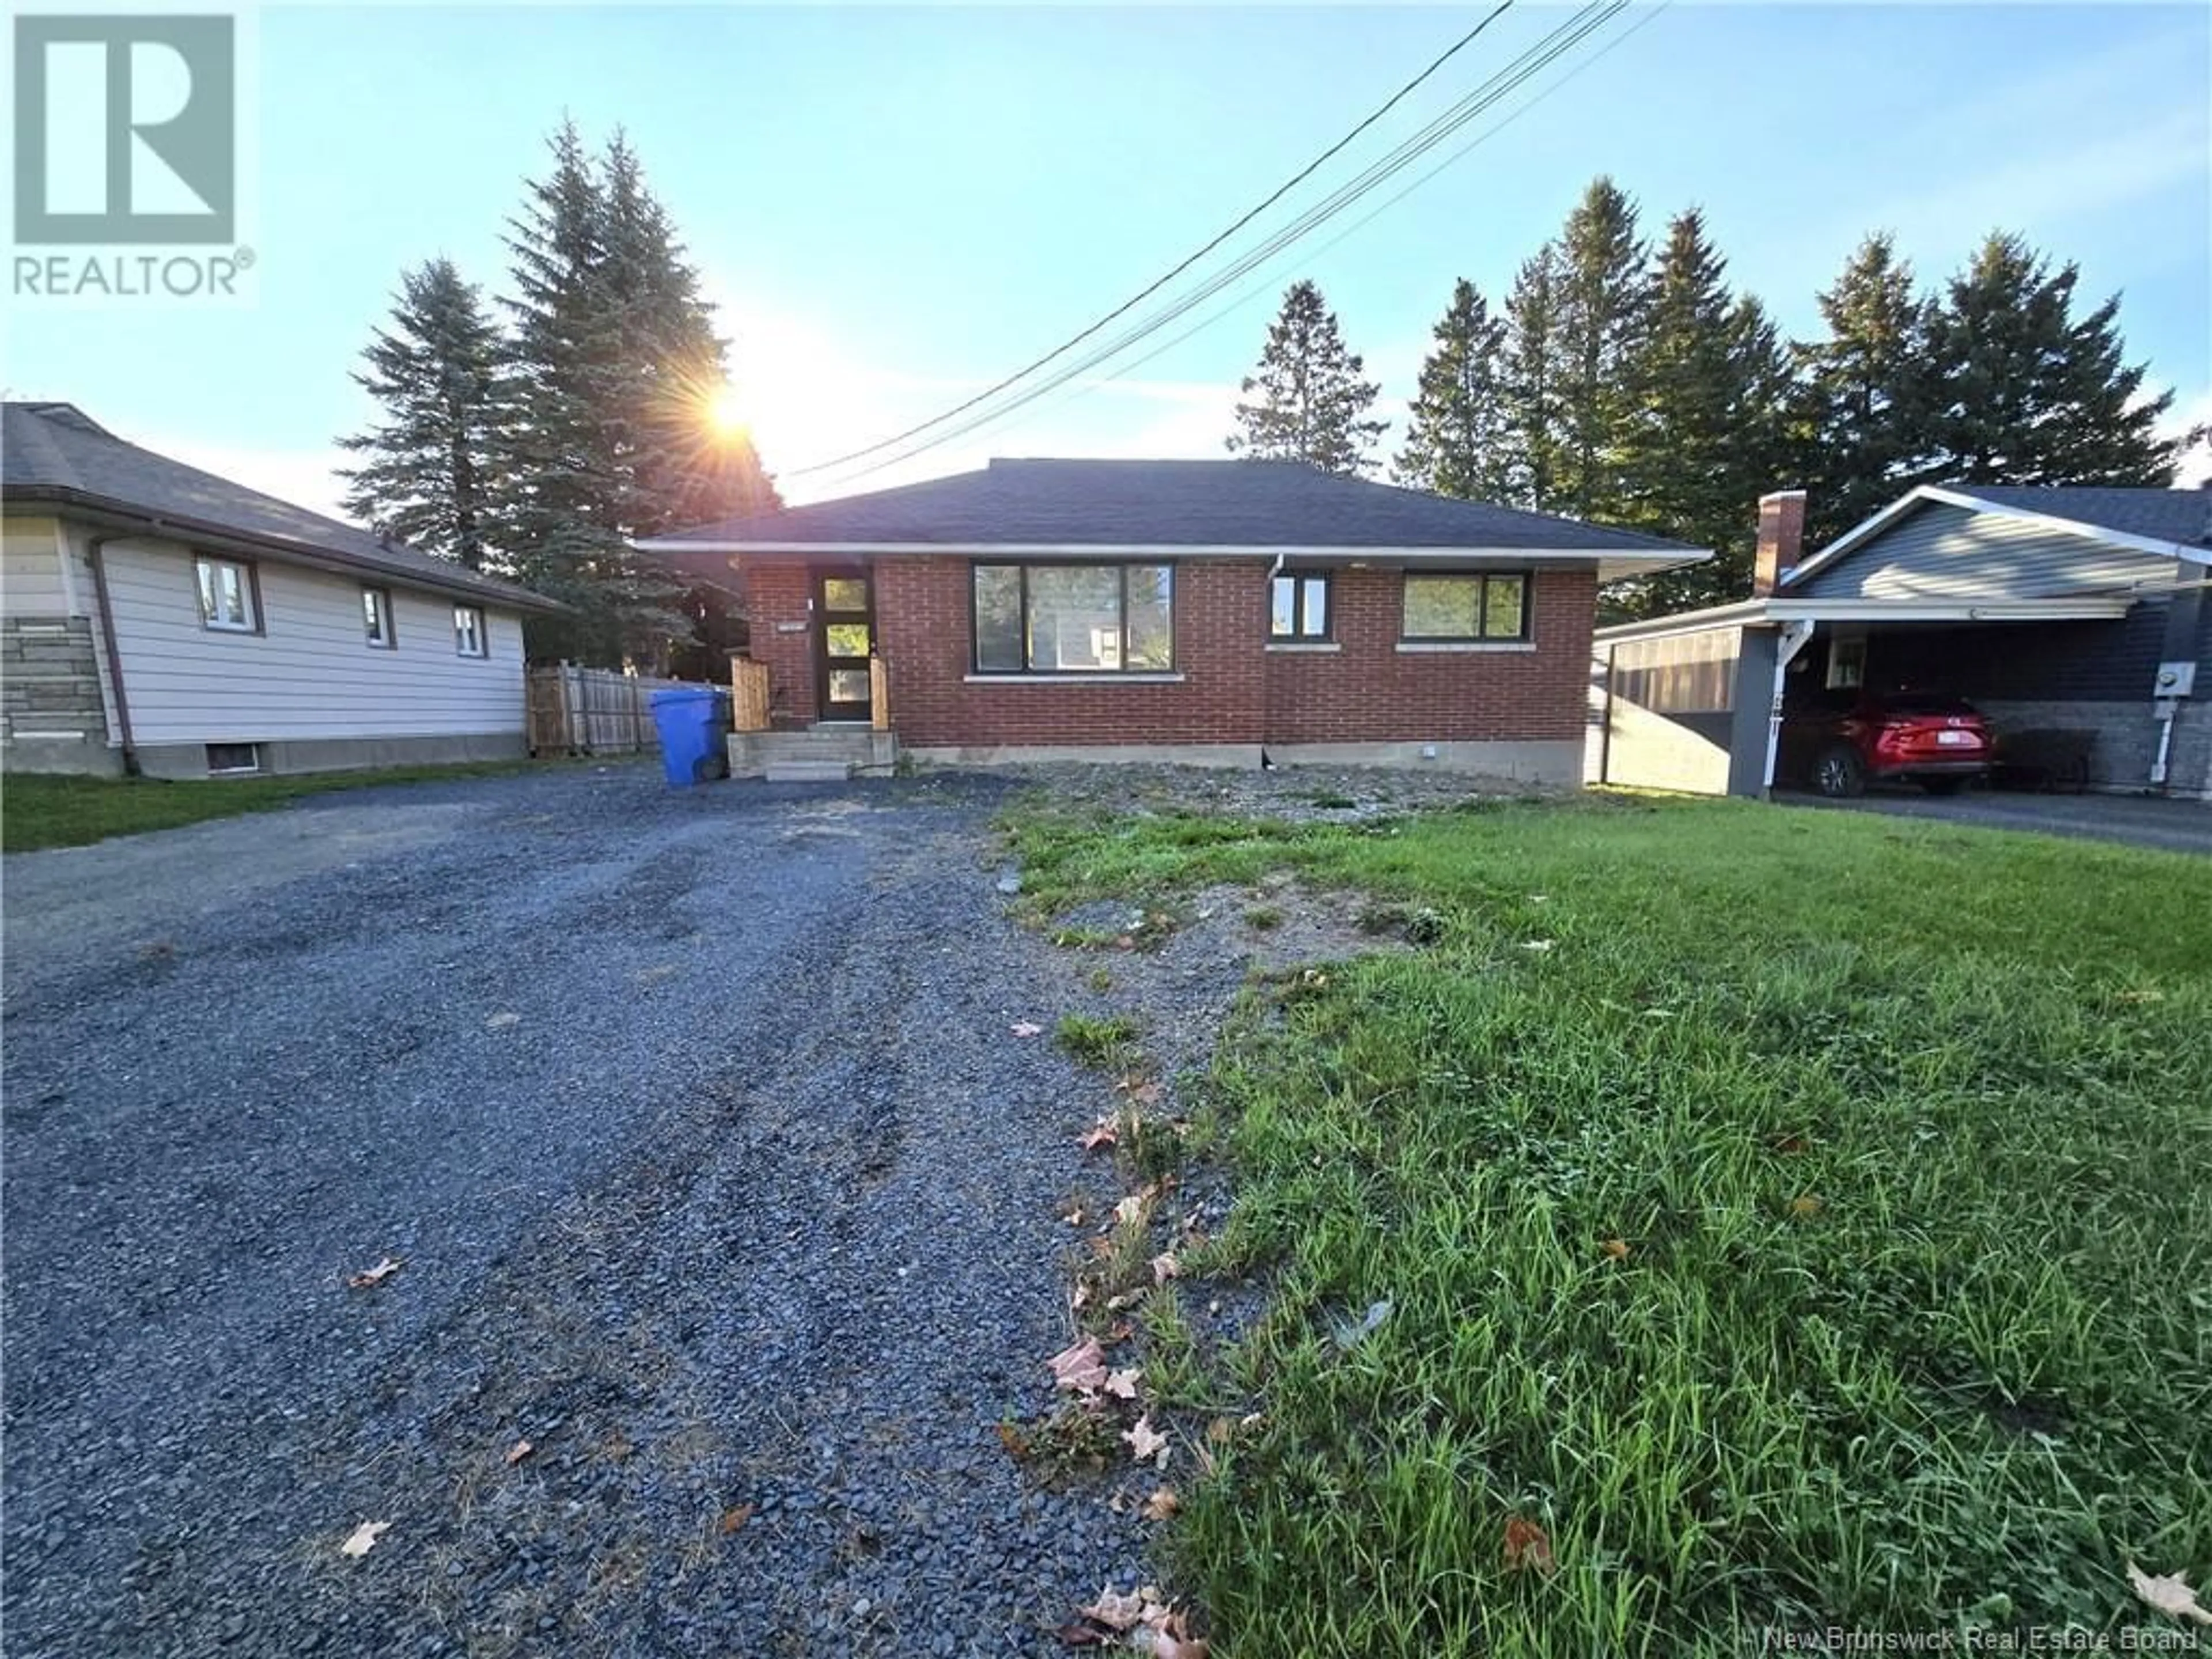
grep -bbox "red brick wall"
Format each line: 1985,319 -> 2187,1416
874,558 -> 1266,747
741,555 -> 1593,749
741,558 -> 817,726
1261,567 -> 1596,743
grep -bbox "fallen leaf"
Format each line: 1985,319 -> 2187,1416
719,1503 -> 754,1535
1048,1338 -> 1109,1393
1081,1586 -> 1148,1632
1789,1194 -> 1824,1219
485,1010 -> 521,1030
346,1256 -> 402,1290
1104,1367 -> 1142,1400
1113,1194 -> 1146,1228
1205,1416 -> 1237,1445
1150,1252 -> 1180,1284
503,1440 -> 533,1466
1503,1515 -> 1556,1578
1601,1237 -> 1631,1262
1772,1133 -> 1810,1154
1080,1118 -> 1118,1152
339,1520 -> 390,1558
1123,1415 -> 1169,1465
2128,1563 -> 2212,1625
1055,1621 -> 1113,1647
1071,1281 -> 1093,1311
1010,1021 -> 1044,1039
1120,1078 -> 1164,1107
996,1422 -> 1031,1460
1142,1487 -> 1181,1521
1155,1627 -> 1210,1659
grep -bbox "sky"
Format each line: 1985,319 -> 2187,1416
5,2 -> 2209,516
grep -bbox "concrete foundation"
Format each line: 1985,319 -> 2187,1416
903,738 -> 1583,781
131,731 -> 529,780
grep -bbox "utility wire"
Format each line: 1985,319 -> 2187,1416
979,0 -> 1673,446
785,0 -> 1518,477
808,0 -> 1634,491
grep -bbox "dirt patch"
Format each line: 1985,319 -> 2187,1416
987,760 -> 1561,824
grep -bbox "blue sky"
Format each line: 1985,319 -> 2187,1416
8,3 -> 2209,511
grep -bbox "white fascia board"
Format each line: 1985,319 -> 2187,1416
632,538 -> 1702,565
1764,596 -> 2134,623
1593,600 -> 1771,643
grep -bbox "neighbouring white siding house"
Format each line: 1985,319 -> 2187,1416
2,402 -> 560,779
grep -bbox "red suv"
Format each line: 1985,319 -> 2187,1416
1778,691 -> 1994,797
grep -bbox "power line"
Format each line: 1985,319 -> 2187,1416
784,1 -> 1517,478
808,0 -> 1636,491
978,0 -> 1675,446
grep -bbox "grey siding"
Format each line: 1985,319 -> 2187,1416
100,535 -> 527,748
1794,502 -> 2184,601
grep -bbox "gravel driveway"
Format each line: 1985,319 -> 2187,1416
2,764 -> 1161,1658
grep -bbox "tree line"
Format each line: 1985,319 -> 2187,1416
338,122 -> 775,668
1228,176 -> 2182,616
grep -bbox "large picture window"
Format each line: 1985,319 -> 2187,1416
972,563 -> 1175,673
1400,571 -> 1531,642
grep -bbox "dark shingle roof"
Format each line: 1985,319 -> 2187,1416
1,402 -> 561,611
646,458 -> 1701,560
1958,484 -> 2212,549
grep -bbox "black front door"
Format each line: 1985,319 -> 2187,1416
815,570 -> 873,722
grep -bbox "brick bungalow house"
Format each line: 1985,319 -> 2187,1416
639,458 -> 1702,779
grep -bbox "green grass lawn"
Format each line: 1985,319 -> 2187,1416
1006,794 -> 2212,1656
3,760 -> 552,853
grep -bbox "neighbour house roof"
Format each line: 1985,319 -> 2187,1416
1596,483 -> 2210,644
1,402 -> 563,612
638,458 -> 1707,582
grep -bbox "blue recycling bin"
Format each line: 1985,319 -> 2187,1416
650,687 -> 729,786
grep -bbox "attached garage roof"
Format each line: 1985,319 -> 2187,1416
638,457 -> 1706,581
2,401 -> 563,612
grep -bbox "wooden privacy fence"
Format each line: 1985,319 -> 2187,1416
527,664 -> 713,756
730,659 -> 770,733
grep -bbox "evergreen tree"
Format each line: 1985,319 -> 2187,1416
336,258 -> 502,569
1498,245 -> 1568,512
1393,278 -> 1512,501
1926,232 -> 2177,487
1787,234 -> 1939,547
1613,210 -> 1791,613
493,123 -> 777,667
1550,177 -> 1649,520
1227,280 -> 1387,474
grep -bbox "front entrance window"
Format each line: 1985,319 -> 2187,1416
816,571 -> 873,721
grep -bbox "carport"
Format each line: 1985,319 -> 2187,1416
1589,486 -> 2211,801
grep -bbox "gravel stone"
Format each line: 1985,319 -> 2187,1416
1,764 -> 1171,1658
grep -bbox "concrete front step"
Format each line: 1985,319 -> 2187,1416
763,759 -> 855,783
730,726 -> 897,779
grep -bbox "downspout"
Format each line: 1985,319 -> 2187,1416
85,535 -> 140,775
1260,553 -> 1287,770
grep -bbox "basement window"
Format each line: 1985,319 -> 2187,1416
205,742 -> 262,775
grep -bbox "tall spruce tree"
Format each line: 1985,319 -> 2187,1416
1499,245 -> 1569,512
1788,234 -> 1939,547
493,123 -> 776,666
1227,280 -> 1387,474
1393,279 -> 1512,501
336,258 -> 502,569
1550,177 -> 1650,520
1926,232 -> 2177,486
1613,210 -> 1791,614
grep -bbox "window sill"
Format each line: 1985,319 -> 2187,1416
1395,641 -> 1536,654
963,672 -> 1186,685
1265,641 -> 1341,654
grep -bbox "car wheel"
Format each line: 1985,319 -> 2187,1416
1813,744 -> 1865,798
1919,777 -> 1966,797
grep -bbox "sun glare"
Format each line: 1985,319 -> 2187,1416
705,384 -> 749,439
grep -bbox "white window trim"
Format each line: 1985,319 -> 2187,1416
362,586 -> 395,649
454,604 -> 487,658
195,556 -> 258,634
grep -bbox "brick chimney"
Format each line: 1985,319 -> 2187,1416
1753,490 -> 1807,597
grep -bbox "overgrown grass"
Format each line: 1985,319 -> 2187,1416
3,760 -> 553,853
1005,794 -> 2212,1654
